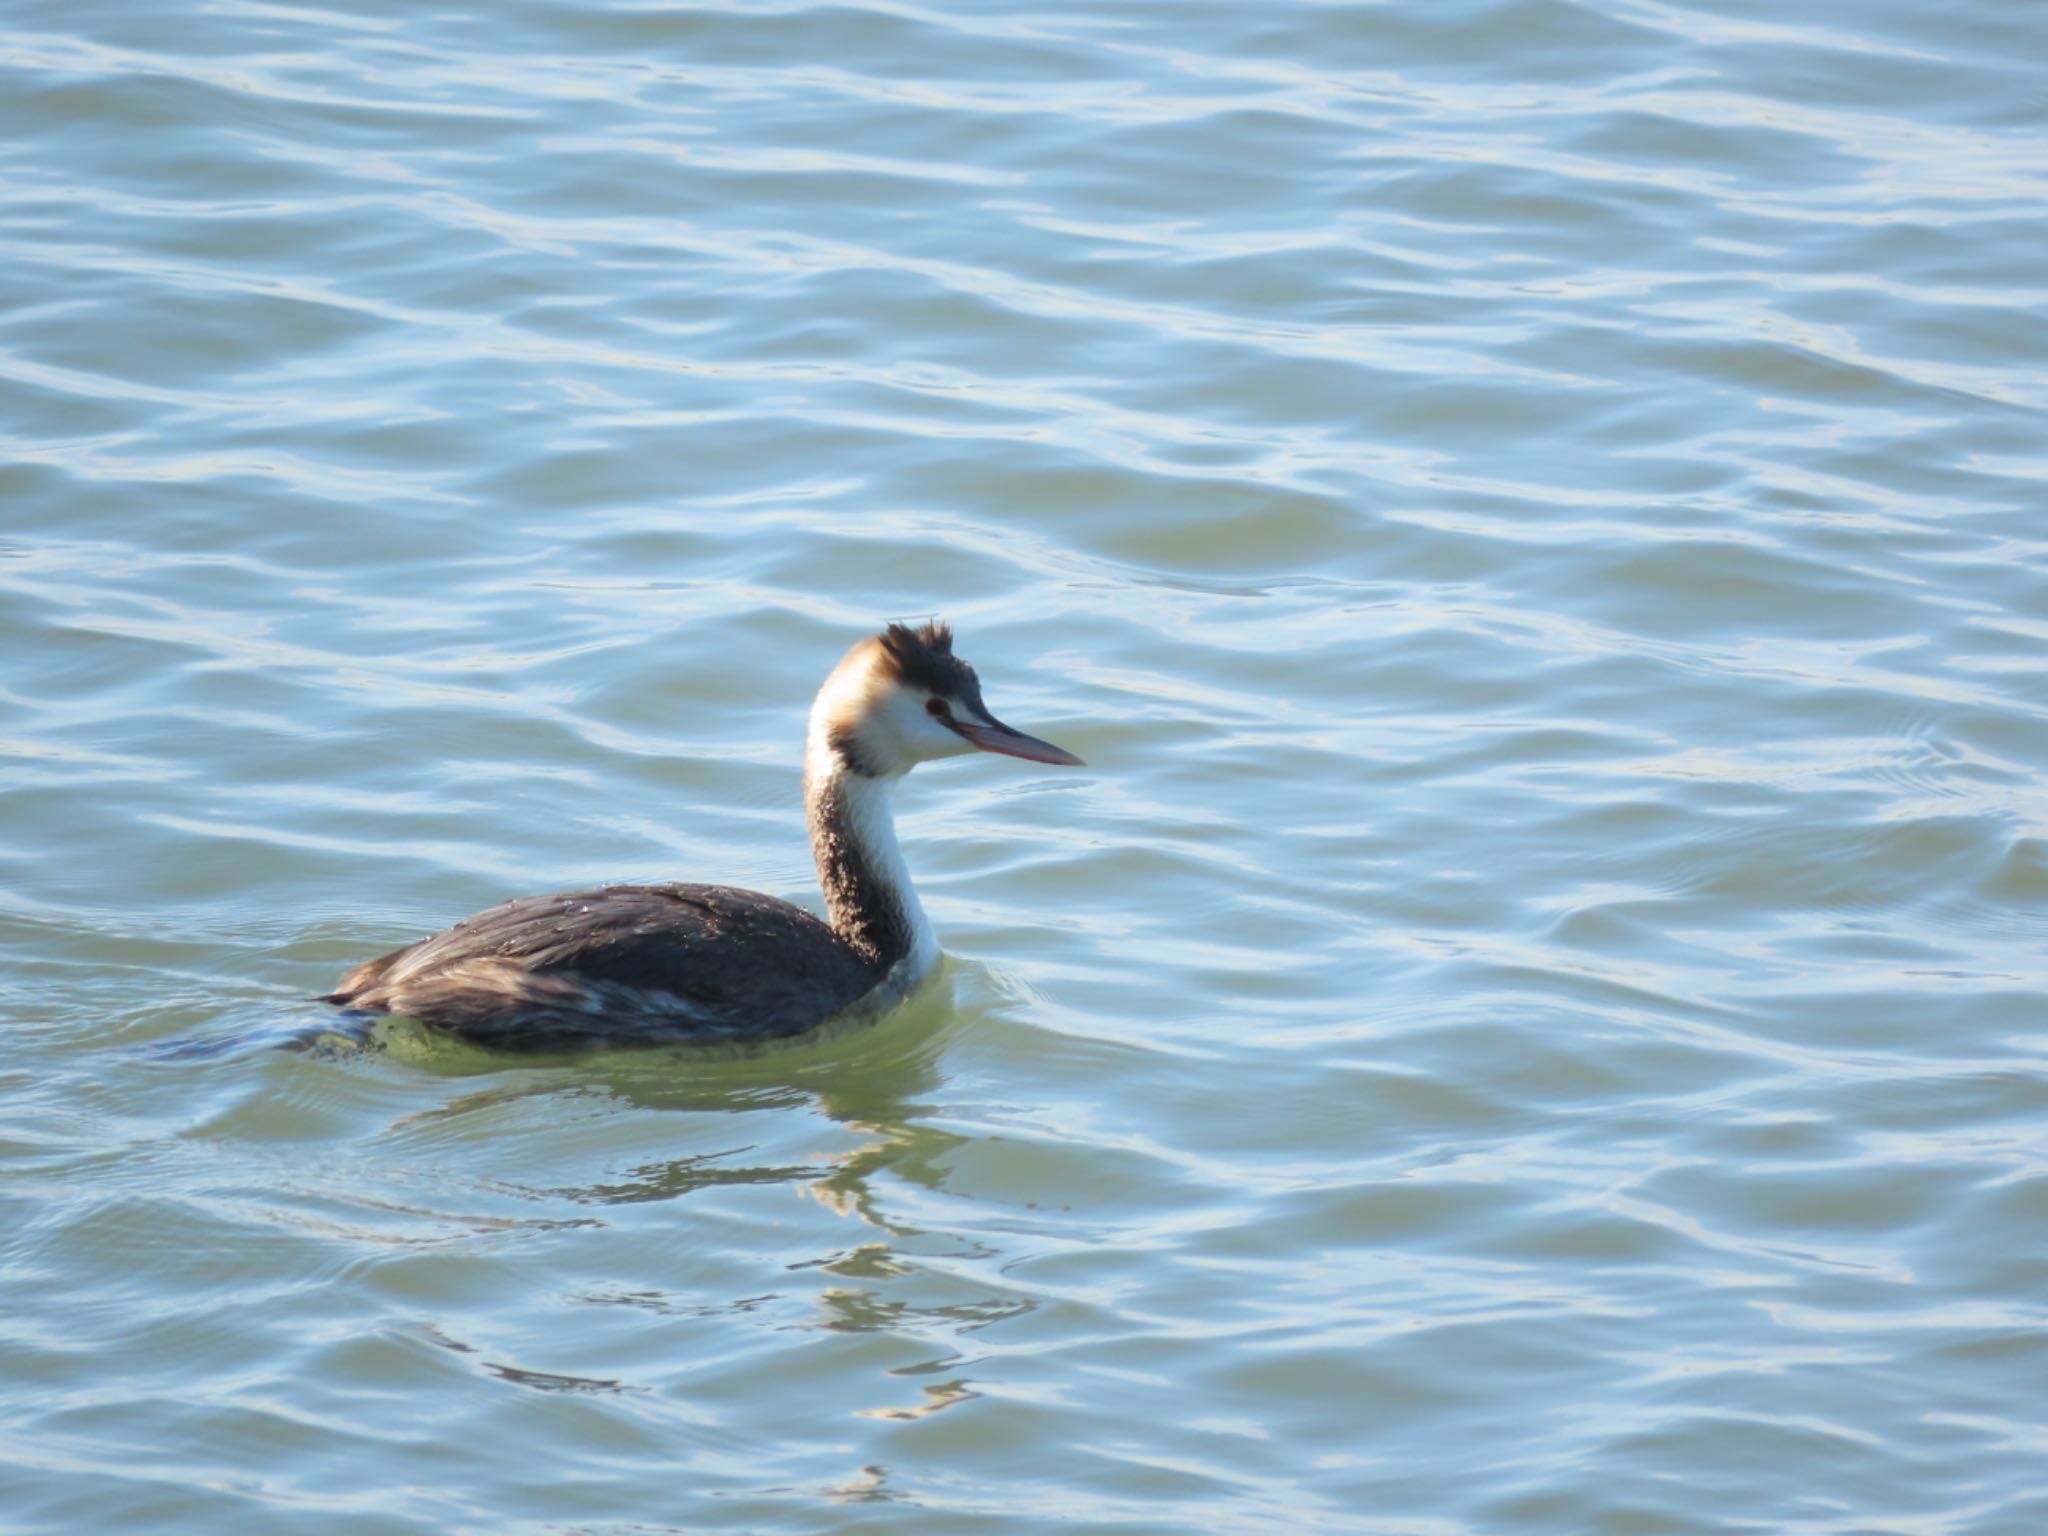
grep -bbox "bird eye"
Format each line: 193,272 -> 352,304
925,698 -> 951,720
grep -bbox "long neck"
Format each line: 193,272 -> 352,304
803,737 -> 934,976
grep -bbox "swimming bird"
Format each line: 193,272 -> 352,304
320,621 -> 1083,1052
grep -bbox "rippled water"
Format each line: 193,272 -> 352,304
5,2 -> 2047,1531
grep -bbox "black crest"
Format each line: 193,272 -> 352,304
876,620 -> 985,713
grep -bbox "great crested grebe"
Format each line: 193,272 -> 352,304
320,621 -> 1082,1053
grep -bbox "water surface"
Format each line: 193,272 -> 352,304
4,2 -> 2047,1532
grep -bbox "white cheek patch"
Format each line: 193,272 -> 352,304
883,689 -> 975,764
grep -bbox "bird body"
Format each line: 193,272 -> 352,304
322,622 -> 1080,1053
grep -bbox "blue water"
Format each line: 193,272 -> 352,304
4,2 -> 2047,1531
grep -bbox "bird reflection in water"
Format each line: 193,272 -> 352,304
386,970 -> 962,1224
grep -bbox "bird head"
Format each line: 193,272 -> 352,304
809,620 -> 1084,779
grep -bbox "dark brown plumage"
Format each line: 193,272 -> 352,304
320,884 -> 882,1053
876,621 -> 987,717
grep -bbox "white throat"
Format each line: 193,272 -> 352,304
802,727 -> 939,985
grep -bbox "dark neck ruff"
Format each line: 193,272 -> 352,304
805,765 -> 917,973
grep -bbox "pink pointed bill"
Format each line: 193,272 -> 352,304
954,719 -> 1085,766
